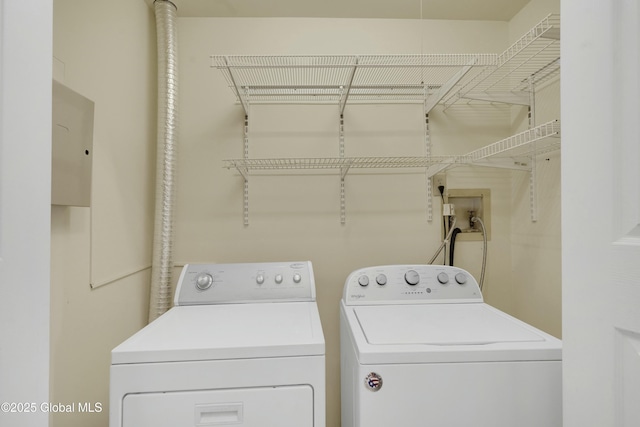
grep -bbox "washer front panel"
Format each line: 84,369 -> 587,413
353,360 -> 562,427
343,265 -> 483,305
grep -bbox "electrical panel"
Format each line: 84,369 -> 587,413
51,80 -> 94,207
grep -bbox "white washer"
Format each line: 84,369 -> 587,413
340,264 -> 561,427
110,261 -> 325,427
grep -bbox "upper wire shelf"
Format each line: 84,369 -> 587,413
212,54 -> 497,113
211,14 -> 560,112
443,13 -> 560,108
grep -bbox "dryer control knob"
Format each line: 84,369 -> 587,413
275,274 -> 283,284
195,273 -> 213,290
455,273 -> 468,285
358,275 -> 370,287
404,270 -> 420,286
376,274 -> 387,286
437,272 -> 449,284
293,273 -> 302,283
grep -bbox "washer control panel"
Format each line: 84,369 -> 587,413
175,261 -> 315,306
343,265 -> 482,305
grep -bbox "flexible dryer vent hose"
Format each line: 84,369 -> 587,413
149,0 -> 179,322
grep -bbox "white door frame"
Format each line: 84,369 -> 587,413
562,0 -> 640,426
0,1 -> 53,426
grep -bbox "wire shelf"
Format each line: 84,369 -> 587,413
212,14 -> 560,111
444,13 -> 560,107
212,54 -> 497,109
466,120 -> 560,161
223,120 -> 560,177
223,156 -> 459,171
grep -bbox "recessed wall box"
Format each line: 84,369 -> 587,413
51,80 -> 94,207
446,188 -> 491,241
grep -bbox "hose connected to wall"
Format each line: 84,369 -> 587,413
428,216 -> 457,265
149,0 -> 179,322
448,228 -> 462,266
471,216 -> 487,291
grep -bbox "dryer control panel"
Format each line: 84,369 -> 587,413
175,261 -> 316,305
343,265 -> 483,305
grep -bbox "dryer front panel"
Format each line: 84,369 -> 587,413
123,385 -> 313,427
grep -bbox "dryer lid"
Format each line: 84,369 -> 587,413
111,302 -> 325,364
354,303 -> 545,346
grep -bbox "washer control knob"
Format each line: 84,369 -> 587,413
437,272 -> 449,284
455,273 -> 468,285
358,275 -> 370,287
376,274 -> 387,286
293,273 -> 302,283
404,270 -> 420,286
256,274 -> 265,285
275,274 -> 283,284
196,273 -> 213,290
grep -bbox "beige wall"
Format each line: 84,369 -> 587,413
50,1 -> 156,426
508,0 -> 562,338
177,17 -> 514,427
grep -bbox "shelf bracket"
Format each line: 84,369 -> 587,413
540,27 -> 560,41
460,91 -> 530,105
424,64 -> 474,114
223,56 -> 250,116
470,158 -> 532,171
340,163 -> 351,180
339,58 -> 358,116
236,165 -> 249,181
426,159 -> 457,179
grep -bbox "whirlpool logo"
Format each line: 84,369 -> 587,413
364,372 -> 383,391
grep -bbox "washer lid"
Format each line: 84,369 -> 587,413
111,302 -> 325,364
354,303 -> 545,346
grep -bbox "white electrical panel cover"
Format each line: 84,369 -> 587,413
52,79 -> 94,207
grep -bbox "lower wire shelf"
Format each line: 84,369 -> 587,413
222,120 -> 560,179
222,120 -> 560,225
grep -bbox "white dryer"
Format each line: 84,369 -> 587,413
110,261 -> 325,427
340,264 -> 561,427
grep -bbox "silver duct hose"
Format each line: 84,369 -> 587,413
149,0 -> 179,322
